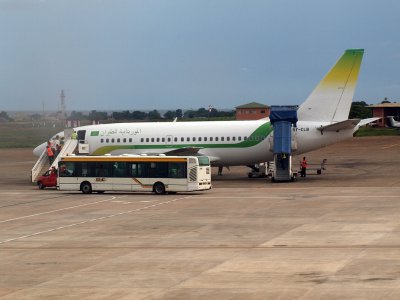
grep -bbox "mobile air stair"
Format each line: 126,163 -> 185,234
31,129 -> 89,183
269,106 -> 298,182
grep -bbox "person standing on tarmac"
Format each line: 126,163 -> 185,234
301,157 -> 308,177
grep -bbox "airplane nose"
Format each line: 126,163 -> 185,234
33,142 -> 47,157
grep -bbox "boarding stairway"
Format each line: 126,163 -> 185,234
31,139 -> 78,183
269,106 -> 298,182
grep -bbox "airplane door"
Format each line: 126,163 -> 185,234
77,130 -> 86,142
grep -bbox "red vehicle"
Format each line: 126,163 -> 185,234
37,169 -> 57,189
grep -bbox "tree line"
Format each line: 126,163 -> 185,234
70,108 -> 235,121
0,100 -> 390,122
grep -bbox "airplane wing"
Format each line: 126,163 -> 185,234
318,119 -> 360,132
162,147 -> 221,163
163,147 -> 203,156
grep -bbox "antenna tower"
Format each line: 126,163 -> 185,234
60,90 -> 66,119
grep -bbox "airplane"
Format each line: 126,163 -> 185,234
34,49 -> 378,168
387,116 -> 400,128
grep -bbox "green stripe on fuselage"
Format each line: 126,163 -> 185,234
92,122 -> 272,155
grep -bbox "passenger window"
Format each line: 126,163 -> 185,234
106,138 -> 109,143
167,137 -> 171,142
238,136 -> 242,141
210,137 -> 213,141
193,137 -> 196,142
244,136 -> 248,141
123,138 -> 126,143
129,138 -> 132,142
198,137 -> 202,142
181,137 -> 184,142
174,137 -> 177,142
100,139 -> 104,143
140,138 -> 144,142
156,138 -> 160,142
117,138 -> 120,143
215,137 -> 219,141
146,138 -> 149,142
221,137 -> 225,141
162,138 -> 165,142
232,136 -> 236,141
187,137 -> 190,142
151,138 -> 154,142
227,137 -> 230,141
113,162 -> 128,177
111,138 -> 115,143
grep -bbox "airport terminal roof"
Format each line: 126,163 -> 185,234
368,103 -> 400,108
235,102 -> 269,109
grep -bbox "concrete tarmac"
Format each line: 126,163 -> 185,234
0,136 -> 400,299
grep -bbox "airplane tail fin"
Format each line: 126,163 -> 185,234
297,49 -> 364,122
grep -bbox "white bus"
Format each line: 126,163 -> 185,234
57,155 -> 211,195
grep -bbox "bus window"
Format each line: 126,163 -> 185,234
148,162 -> 168,178
81,162 -> 89,177
131,162 -> 150,178
168,162 -> 187,178
95,163 -> 111,177
59,162 -> 75,177
197,156 -> 210,166
113,162 -> 129,177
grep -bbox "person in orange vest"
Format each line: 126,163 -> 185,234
46,145 -> 55,165
300,156 -> 308,177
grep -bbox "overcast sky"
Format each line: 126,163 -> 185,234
1,0 -> 399,111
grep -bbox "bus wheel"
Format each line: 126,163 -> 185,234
81,182 -> 92,194
38,182 -> 45,189
153,182 -> 166,195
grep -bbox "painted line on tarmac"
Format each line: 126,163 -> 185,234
381,143 -> 400,149
0,195 -> 123,224
0,195 -> 192,245
196,195 -> 400,198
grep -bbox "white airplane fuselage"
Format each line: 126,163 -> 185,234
34,119 -> 354,166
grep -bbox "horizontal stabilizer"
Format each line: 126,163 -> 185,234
318,119 -> 360,132
357,117 -> 380,127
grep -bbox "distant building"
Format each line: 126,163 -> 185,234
235,102 -> 270,120
368,103 -> 400,127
